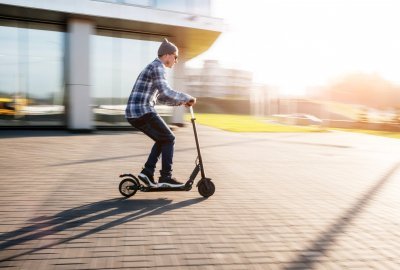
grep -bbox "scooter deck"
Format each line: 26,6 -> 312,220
143,184 -> 192,192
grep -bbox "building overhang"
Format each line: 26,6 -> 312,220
0,0 -> 223,59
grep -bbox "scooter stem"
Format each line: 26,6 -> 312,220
190,106 -> 195,120
190,106 -> 206,179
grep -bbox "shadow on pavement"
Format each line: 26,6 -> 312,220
0,197 -> 205,262
285,161 -> 400,270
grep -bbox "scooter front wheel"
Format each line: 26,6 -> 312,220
198,179 -> 215,198
119,178 -> 139,198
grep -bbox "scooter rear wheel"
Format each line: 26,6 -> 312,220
119,178 -> 139,198
198,179 -> 215,198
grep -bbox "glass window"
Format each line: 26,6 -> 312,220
155,0 -> 188,13
92,30 -> 172,126
155,0 -> 211,15
189,0 -> 211,16
123,0 -> 152,6
0,20 -> 65,126
91,0 -> 210,15
91,0 -> 152,7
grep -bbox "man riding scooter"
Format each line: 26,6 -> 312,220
125,38 -> 196,188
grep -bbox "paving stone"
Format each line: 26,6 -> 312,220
1,127 -> 400,269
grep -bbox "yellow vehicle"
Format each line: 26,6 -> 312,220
0,97 -> 28,116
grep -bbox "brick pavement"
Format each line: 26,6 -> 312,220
1,125 -> 400,269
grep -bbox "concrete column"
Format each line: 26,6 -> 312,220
66,18 -> 94,131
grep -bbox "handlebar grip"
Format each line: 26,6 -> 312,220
189,106 -> 195,119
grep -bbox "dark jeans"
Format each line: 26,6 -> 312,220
127,112 -> 175,178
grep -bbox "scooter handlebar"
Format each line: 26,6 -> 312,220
189,106 -> 195,119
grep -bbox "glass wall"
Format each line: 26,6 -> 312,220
155,0 -> 211,16
95,0 -> 152,6
92,30 -> 173,126
91,0 -> 211,16
0,20 -> 65,126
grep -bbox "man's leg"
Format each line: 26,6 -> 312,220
127,114 -> 159,186
144,142 -> 161,176
143,115 -> 185,187
128,113 -> 175,178
146,114 -> 175,178
159,132 -> 175,179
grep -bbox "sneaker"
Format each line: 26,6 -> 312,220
138,170 -> 157,187
158,176 -> 185,188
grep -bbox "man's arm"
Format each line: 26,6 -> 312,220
153,65 -> 193,106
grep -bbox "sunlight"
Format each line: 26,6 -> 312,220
188,0 -> 400,96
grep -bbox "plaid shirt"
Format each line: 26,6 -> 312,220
125,58 -> 193,119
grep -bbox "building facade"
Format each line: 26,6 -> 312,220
0,0 -> 223,130
185,60 -> 253,98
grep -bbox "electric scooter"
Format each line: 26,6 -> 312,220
118,107 -> 215,198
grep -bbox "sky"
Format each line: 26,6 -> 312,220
187,0 -> 400,96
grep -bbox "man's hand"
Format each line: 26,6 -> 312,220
185,98 -> 196,107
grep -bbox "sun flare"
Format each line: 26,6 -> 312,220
188,0 -> 400,96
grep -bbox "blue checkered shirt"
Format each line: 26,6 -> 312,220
125,58 -> 193,119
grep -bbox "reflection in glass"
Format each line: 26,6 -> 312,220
123,0 -> 152,6
91,0 -> 152,7
155,0 -> 211,16
0,20 -> 65,126
155,0 -> 187,13
92,31 -> 173,126
91,0 -> 210,15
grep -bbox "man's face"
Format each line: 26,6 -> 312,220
165,53 -> 178,68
